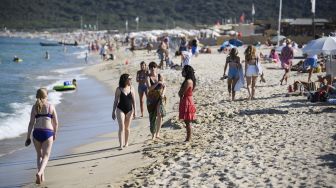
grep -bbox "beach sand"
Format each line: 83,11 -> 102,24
25,46 -> 336,187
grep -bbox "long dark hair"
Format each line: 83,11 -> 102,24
119,73 -> 130,88
228,48 -> 238,59
182,65 -> 196,90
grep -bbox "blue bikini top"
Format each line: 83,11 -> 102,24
35,104 -> 53,119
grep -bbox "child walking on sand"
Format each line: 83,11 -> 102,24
179,65 -> 196,142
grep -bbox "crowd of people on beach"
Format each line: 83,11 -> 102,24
24,33 -> 336,185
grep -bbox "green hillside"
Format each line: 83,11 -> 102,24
0,0 -> 334,31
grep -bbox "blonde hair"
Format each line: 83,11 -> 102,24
244,45 -> 256,61
35,88 -> 48,113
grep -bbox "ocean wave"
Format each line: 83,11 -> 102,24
36,75 -> 61,80
0,89 -> 64,141
72,50 -> 88,59
77,45 -> 88,49
0,102 -> 32,140
51,66 -> 86,74
0,112 -> 10,118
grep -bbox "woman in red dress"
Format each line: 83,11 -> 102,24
179,65 -> 196,142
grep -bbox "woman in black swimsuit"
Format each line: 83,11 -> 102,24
112,74 -> 136,150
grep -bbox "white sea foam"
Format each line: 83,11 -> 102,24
77,45 -> 88,49
72,50 -> 88,59
36,75 -> 62,80
0,112 -> 10,118
52,67 -> 86,74
0,102 -> 32,140
0,77 -> 88,141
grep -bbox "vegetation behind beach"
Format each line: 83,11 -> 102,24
0,0 -> 335,31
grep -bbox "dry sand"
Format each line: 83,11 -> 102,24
26,46 -> 336,187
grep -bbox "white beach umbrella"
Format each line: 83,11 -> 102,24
302,37 -> 336,55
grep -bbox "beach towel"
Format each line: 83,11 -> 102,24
147,89 -> 166,134
234,68 -> 245,91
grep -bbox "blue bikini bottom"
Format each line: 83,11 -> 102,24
33,128 -> 54,143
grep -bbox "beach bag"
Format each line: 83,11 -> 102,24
147,89 -> 161,112
159,99 -> 167,117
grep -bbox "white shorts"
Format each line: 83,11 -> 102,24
246,65 -> 258,77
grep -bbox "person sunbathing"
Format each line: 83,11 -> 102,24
292,75 -> 335,93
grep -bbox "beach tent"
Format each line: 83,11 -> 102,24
229,39 -> 243,47
302,37 -> 336,55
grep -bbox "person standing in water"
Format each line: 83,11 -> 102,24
25,88 -> 59,184
178,65 -> 196,142
136,61 -> 148,117
112,74 -> 136,150
85,52 -> 88,63
45,51 -> 50,60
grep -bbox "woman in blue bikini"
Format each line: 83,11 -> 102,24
25,88 -> 59,184
136,61 -> 148,117
223,48 -> 242,101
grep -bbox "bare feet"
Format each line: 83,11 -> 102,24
123,143 -> 129,147
156,136 -> 164,140
118,146 -> 124,150
35,173 -> 42,184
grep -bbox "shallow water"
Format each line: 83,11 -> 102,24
0,37 -> 88,143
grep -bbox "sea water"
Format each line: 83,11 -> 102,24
0,37 -> 89,155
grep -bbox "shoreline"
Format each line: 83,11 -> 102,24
21,47 -> 163,187
15,44 -> 336,187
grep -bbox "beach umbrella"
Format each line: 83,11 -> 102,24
302,37 -> 336,55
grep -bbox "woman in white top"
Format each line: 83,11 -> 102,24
244,45 -> 259,100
